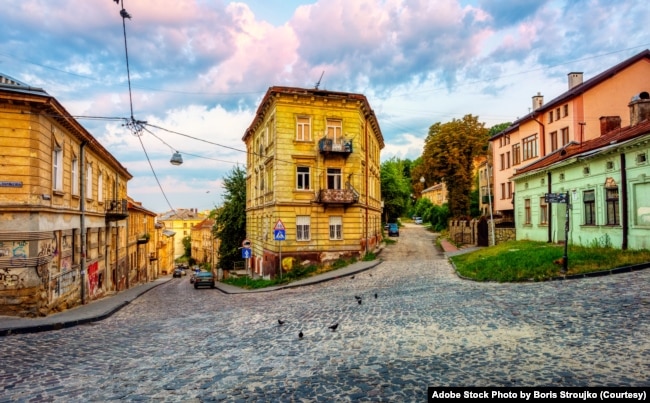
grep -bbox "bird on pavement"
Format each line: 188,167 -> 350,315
354,295 -> 362,301
328,323 -> 339,331
278,319 -> 285,326
350,275 -> 355,279
374,293 -> 378,299
358,298 -> 362,305
299,331 -> 303,339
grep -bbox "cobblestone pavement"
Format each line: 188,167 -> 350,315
1,225 -> 649,401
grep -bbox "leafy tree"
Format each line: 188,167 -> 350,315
380,158 -> 412,221
421,114 -> 489,218
182,235 -> 192,258
213,165 -> 246,270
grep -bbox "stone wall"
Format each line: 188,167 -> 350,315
447,218 -> 516,247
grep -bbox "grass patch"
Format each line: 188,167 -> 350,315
222,256 -> 364,289
451,240 -> 650,282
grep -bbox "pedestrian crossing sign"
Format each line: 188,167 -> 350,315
274,229 -> 286,241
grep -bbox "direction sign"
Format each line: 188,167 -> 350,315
274,229 -> 286,241
544,192 -> 568,204
241,247 -> 251,259
274,219 -> 285,231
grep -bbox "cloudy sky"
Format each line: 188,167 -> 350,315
1,0 -> 648,213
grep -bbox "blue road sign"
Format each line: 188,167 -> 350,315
241,247 -> 251,259
274,229 -> 286,241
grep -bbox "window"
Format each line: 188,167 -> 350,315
606,187 -> 620,225
555,108 -> 560,121
500,153 -> 505,170
637,153 -> 647,164
326,119 -> 342,141
72,157 -> 79,195
549,111 -> 554,123
524,199 -> 531,224
507,181 -> 512,199
561,127 -> 569,146
296,216 -> 311,241
500,183 -> 506,199
327,168 -> 342,189
550,131 -> 558,151
540,197 -> 548,224
512,143 -> 521,165
522,134 -> 538,160
329,216 -> 342,240
266,168 -> 273,193
584,190 -> 596,225
296,116 -> 311,141
505,151 -> 511,169
297,166 -> 310,190
86,163 -> 93,199
606,161 -> 614,170
98,171 -> 103,202
563,104 -> 569,117
52,147 -> 63,191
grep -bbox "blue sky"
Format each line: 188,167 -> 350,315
1,0 -> 649,213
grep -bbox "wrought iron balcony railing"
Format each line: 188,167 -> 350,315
105,199 -> 129,221
318,137 -> 353,156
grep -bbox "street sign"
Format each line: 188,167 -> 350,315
274,229 -> 286,241
274,219 -> 285,231
241,247 -> 251,259
545,192 -> 569,204
242,238 -> 251,247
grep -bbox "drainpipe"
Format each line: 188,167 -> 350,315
620,153 -> 628,250
547,171 -> 552,243
79,141 -> 88,304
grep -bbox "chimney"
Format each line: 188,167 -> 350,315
629,91 -> 650,126
532,92 -> 543,111
568,72 -> 583,90
599,116 -> 621,136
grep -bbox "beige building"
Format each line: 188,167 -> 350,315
126,198 -> 157,286
157,208 -> 206,260
191,218 -> 220,269
243,86 -> 384,278
0,73 -> 133,316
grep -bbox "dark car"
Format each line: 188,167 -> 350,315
194,271 -> 215,289
172,268 -> 183,278
388,223 -> 399,237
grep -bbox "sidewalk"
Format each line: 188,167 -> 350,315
0,260 -> 382,336
439,237 -> 484,257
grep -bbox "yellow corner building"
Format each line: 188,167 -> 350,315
243,86 -> 384,278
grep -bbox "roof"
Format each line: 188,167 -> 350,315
157,208 -> 205,220
512,118 -> 650,178
491,49 -> 650,140
242,86 -> 384,148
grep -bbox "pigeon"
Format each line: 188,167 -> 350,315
374,293 -> 378,299
354,295 -> 362,301
299,331 -> 303,339
358,299 -> 362,305
350,276 -> 355,279
328,323 -> 339,331
278,319 -> 285,326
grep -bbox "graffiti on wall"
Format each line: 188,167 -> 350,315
88,261 -> 99,296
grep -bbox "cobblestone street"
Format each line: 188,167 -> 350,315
1,225 -> 649,401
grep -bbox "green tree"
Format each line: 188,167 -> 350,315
182,235 -> 191,258
422,114 -> 489,218
213,165 -> 246,270
380,158 -> 412,221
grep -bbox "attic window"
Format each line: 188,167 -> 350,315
606,161 -> 614,170
583,167 -> 590,175
540,178 -> 545,186
637,153 -> 647,164
559,173 -> 565,182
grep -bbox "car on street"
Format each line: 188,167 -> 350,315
414,217 -> 423,225
387,223 -> 399,237
172,268 -> 184,278
194,271 -> 215,289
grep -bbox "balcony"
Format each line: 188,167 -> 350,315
105,199 -> 128,221
318,183 -> 359,205
318,137 -> 353,157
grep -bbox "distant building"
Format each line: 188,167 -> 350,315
243,86 -> 384,278
191,218 -> 219,269
157,208 -> 206,259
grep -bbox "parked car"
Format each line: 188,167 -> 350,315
172,268 -> 184,278
414,217 -> 423,225
387,223 -> 399,237
194,271 -> 215,289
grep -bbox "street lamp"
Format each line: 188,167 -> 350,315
170,151 -> 183,166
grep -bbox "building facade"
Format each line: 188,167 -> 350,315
157,208 -> 206,260
512,95 -> 650,250
489,49 -> 650,220
0,74 -> 133,316
243,86 -> 384,278
191,218 -> 219,269
126,198 -> 157,286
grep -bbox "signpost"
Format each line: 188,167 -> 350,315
545,192 -> 570,273
242,239 -> 251,277
274,219 -> 285,279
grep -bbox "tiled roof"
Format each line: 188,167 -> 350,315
512,118 -> 650,178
